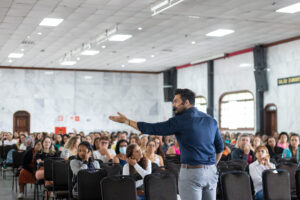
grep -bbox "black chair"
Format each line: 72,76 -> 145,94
151,162 -> 165,173
295,168 -> 300,200
101,175 -> 136,200
164,154 -> 180,164
77,169 -> 107,200
67,162 -> 74,200
12,151 -> 25,192
277,158 -> 297,164
227,160 -> 248,171
165,162 -> 181,194
262,169 -> 291,200
52,160 -> 69,199
220,171 -> 253,200
277,162 -> 298,197
101,163 -> 122,176
144,173 -> 177,200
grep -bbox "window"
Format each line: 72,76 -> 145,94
219,91 -> 254,130
195,96 -> 207,113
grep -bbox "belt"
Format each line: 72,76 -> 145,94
181,164 -> 214,169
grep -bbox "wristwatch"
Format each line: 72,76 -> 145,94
125,119 -> 130,125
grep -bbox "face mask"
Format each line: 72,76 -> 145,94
119,147 -> 127,155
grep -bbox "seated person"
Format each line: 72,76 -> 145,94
113,139 -> 129,166
4,132 -> 17,146
277,132 -> 289,149
123,144 -> 151,200
35,136 -> 59,185
70,141 -> 100,198
166,138 -> 180,155
282,133 -> 300,162
17,134 -> 27,151
18,141 -> 42,199
54,134 -> 64,150
266,136 -> 283,160
231,134 -> 254,164
60,136 -> 80,160
144,140 -> 164,167
93,135 -> 116,163
249,145 -> 275,200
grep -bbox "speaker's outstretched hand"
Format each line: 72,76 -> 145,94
109,112 -> 127,124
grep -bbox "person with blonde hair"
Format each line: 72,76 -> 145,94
60,136 -> 80,160
249,145 -> 275,200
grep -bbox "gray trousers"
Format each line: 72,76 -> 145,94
178,165 -> 218,200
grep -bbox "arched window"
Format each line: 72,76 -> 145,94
195,96 -> 207,113
219,91 -> 254,130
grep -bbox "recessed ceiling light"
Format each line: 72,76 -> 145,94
60,61 -> 76,65
206,29 -> 235,37
240,63 -> 252,68
151,55 -> 155,58
81,50 -> 99,56
137,27 -> 143,30
37,32 -> 42,35
121,64 -> 125,68
8,59 -> 13,63
101,45 -> 106,49
84,75 -> 93,80
27,36 -> 30,39
20,48 -> 25,52
44,71 -> 54,75
108,34 -> 132,42
39,18 -> 64,27
128,58 -> 146,63
188,15 -> 201,19
8,53 -> 24,58
276,3 -> 300,13
76,57 -> 81,61
191,41 -> 196,44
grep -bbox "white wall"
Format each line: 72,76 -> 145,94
0,69 -> 170,133
265,40 -> 300,133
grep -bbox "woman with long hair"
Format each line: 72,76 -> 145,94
60,136 -> 80,160
282,133 -> 300,162
144,140 -> 164,167
123,144 -> 151,200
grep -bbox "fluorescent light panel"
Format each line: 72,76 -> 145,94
276,3 -> 300,13
81,50 -> 99,56
8,53 -> 24,58
206,29 -> 235,37
60,61 -> 76,65
240,63 -> 252,68
151,0 -> 185,16
84,76 -> 93,80
128,58 -> 146,63
39,18 -> 64,27
108,34 -> 132,42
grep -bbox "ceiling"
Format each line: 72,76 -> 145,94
1,0 -> 300,72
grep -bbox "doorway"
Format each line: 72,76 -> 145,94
264,104 -> 277,136
13,111 -> 30,133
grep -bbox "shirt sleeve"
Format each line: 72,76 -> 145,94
214,127 -> 224,154
70,160 -> 88,176
134,159 -> 152,178
249,163 -> 262,187
137,117 -> 178,136
122,163 -> 129,175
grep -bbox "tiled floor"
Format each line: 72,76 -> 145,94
0,169 -> 35,200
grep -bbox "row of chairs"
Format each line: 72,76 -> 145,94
221,169 -> 292,200
31,157 -> 179,200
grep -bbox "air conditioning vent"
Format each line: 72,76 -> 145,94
21,40 -> 35,45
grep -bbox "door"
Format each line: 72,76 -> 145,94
13,111 -> 30,133
264,104 -> 277,136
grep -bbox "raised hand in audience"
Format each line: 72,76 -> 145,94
243,144 -> 251,155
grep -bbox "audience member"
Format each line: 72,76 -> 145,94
266,136 -> 283,160
282,133 -> 300,162
231,134 -> 254,164
54,134 -> 64,150
277,132 -> 289,149
249,145 -> 275,200
140,135 -> 148,153
93,136 -> 115,163
18,141 -> 42,199
144,140 -> 164,167
167,138 -> 180,155
70,141 -> 100,198
113,139 -> 129,166
60,136 -> 80,160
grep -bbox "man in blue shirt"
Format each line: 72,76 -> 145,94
109,88 -> 224,200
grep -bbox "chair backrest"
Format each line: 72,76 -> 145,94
12,151 -> 25,169
44,157 -> 64,181
68,162 -> 74,199
101,163 -> 122,176
165,162 -> 181,194
277,162 -> 298,193
295,168 -> 300,199
262,169 -> 291,200
227,160 -> 248,171
4,145 -> 17,159
221,171 -> 253,200
101,175 -> 136,200
277,158 -> 297,164
144,173 -> 177,200
164,154 -> 180,164
52,160 -> 68,190
78,169 -> 107,200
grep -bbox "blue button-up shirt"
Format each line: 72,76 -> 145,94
137,107 -> 224,165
